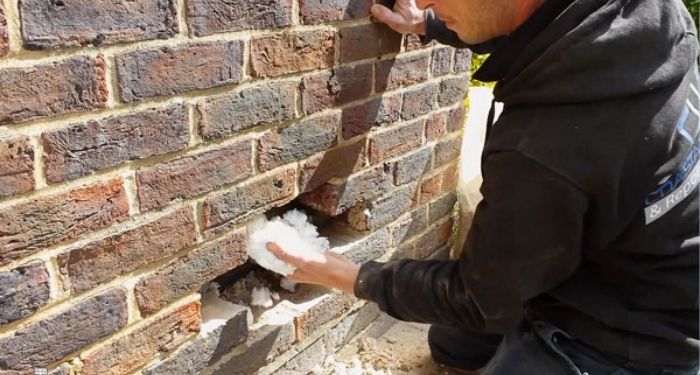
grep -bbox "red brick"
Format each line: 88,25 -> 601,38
299,165 -> 392,216
135,230 -> 247,316
0,179 -> 129,266
347,183 -> 418,231
441,164 -> 459,192
137,139 -> 254,211
198,82 -> 296,141
116,41 -> 244,102
300,0 -> 371,24
415,219 -> 452,259
187,0 -> 292,37
0,57 -> 108,125
392,146 -> 433,186
0,4 -> 8,57
57,208 -> 197,294
81,301 -> 201,375
42,104 -> 189,183
300,140 -> 366,193
454,48 -> 472,73
368,120 -> 424,164
341,94 -> 402,140
202,168 -> 296,237
20,0 -> 177,49
0,261 -> 50,326
426,111 -> 448,141
402,83 -> 438,120
435,135 -> 462,168
258,113 -> 339,172
0,288 -> 127,371
419,173 -> 442,205
301,62 -> 373,114
0,136 -> 34,198
375,52 -> 430,92
438,76 -> 469,107
431,46 -> 454,76
447,105 -> 466,132
251,30 -> 335,78
339,24 -> 402,63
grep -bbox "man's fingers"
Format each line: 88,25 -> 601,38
370,4 -> 406,30
266,242 -> 305,266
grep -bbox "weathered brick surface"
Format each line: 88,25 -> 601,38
441,164 -> 459,192
375,52 -> 430,92
402,83 -> 438,120
0,136 -> 34,198
198,82 -> 296,141
339,228 -> 391,263
435,135 -> 462,168
135,230 -> 247,315
454,49 -> 472,73
0,179 -> 129,266
426,111 -> 448,141
448,105 -> 467,132
0,4 -> 8,57
0,261 -> 50,326
392,147 -> 433,186
0,288 -> 127,371
369,120 -> 424,164
202,168 -> 296,236
438,76 -> 469,107
295,292 -> 356,341
258,113 -> 339,171
137,139 -> 253,211
116,41 -> 244,102
415,219 -> 452,259
299,165 -> 392,216
42,104 -> 189,183
20,0 -> 178,49
341,95 -> 402,140
301,63 -> 373,114
429,192 -> 457,223
251,30 -> 335,78
390,206 -> 428,246
276,338 -> 327,375
324,303 -> 380,350
431,47 -> 453,77
81,301 -> 201,375
0,57 -> 108,125
419,173 -> 442,205
339,24 -> 402,63
404,34 -> 425,51
348,184 -> 418,231
300,140 -> 366,193
57,208 -> 197,294
48,364 -> 70,375
187,0 -> 292,37
211,322 -> 295,375
300,0 -> 371,24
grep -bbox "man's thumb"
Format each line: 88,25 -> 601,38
370,4 -> 404,28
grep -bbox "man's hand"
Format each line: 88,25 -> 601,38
371,0 -> 426,35
266,242 -> 360,295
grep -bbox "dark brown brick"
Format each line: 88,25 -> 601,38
81,301 -> 201,375
198,82 -> 296,141
447,105 -> 466,132
0,57 -> 108,125
339,24 -> 402,63
0,136 -> 34,198
116,41 -> 244,102
438,76 -> 469,107
454,49 -> 472,73
402,83 -> 438,120
202,168 -> 296,237
375,52 -> 429,92
137,140 -> 253,211
187,0 -> 292,37
301,63 -> 373,114
299,165 -> 392,216
0,288 -> 127,371
0,261 -> 50,326
258,113 -> 339,171
390,206 -> 428,245
0,179 -> 129,266
135,231 -> 247,316
42,104 -> 189,183
300,0 -> 371,24
435,135 -> 462,168
341,94 -> 401,140
57,208 -> 197,294
251,30 -> 335,78
300,140 -> 366,193
426,111 -> 448,141
295,292 -> 356,341
347,183 -> 418,231
392,146 -> 433,185
0,4 -> 8,57
20,0 -> 178,49
369,120 -> 423,164
431,46 -> 453,76
415,219 -> 452,259
429,192 -> 457,223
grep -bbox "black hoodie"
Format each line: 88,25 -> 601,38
355,0 -> 700,367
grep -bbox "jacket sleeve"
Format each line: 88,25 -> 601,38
422,9 -> 505,53
353,151 -> 589,333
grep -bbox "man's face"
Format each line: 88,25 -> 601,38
416,0 -> 508,44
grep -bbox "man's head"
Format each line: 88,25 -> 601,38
416,0 -> 547,43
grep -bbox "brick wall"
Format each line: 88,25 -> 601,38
0,0 -> 470,373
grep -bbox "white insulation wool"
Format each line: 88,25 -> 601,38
246,209 -> 330,276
